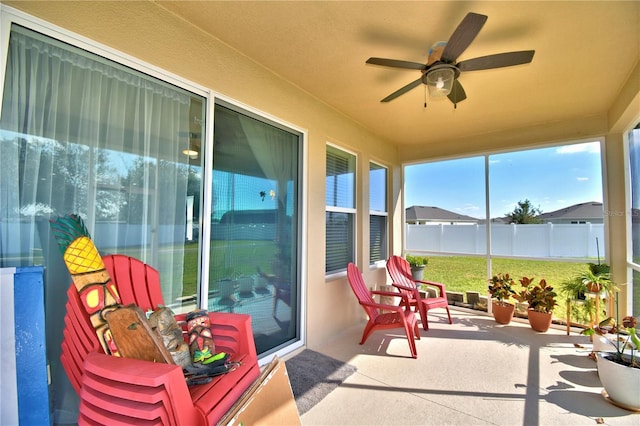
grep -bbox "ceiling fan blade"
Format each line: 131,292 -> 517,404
441,12 -> 488,63
366,57 -> 426,70
457,50 -> 535,71
447,80 -> 467,104
381,78 -> 423,102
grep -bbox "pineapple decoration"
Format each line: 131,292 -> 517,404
50,214 -> 121,355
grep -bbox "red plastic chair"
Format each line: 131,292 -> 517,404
386,255 -> 453,330
60,254 -> 260,425
346,263 -> 419,358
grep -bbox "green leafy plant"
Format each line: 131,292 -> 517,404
561,263 -> 617,297
560,262 -> 618,325
405,254 -> 429,269
513,276 -> 557,313
488,273 -> 516,306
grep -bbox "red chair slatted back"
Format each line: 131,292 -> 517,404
346,263 -> 379,321
387,255 -> 419,295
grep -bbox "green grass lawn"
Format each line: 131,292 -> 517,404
420,255 -> 595,325
180,240 -> 278,297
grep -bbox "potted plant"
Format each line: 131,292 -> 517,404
560,262 -> 618,328
405,254 -> 429,281
488,273 -> 516,324
595,314 -> 640,410
513,276 -> 557,332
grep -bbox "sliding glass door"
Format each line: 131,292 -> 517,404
0,24 -> 204,422
210,103 -> 301,356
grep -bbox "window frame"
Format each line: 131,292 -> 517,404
325,143 -> 357,276
369,160 -> 388,265
625,122 -> 640,316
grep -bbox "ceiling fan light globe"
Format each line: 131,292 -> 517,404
182,148 -> 199,159
426,68 -> 455,98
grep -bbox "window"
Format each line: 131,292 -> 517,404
369,162 -> 388,264
627,123 -> 640,315
326,145 -> 356,274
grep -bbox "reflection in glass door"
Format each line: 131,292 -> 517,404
209,104 -> 301,356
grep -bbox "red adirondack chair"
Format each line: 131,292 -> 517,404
346,263 -> 419,358
386,255 -> 453,330
60,254 -> 260,425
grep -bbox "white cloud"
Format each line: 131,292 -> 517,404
460,204 -> 480,213
556,141 -> 600,154
576,176 -> 589,181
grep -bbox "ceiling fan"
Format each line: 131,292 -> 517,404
366,12 -> 535,108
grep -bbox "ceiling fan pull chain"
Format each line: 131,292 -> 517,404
424,85 -> 427,108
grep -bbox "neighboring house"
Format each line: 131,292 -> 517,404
489,201 -> 605,224
411,202 -> 606,225
537,201 -> 604,224
406,206 -> 478,225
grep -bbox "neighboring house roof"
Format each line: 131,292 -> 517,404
408,202 -> 609,224
406,206 -> 478,223
537,201 -> 603,222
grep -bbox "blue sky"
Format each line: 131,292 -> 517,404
404,141 -> 603,219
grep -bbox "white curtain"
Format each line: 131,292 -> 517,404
238,114 -> 298,290
0,25 -> 192,296
0,24 -> 195,422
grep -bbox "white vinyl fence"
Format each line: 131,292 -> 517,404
406,223 -> 605,259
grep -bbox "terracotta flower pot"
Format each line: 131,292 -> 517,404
527,309 -> 552,332
492,301 -> 515,325
586,282 -> 602,293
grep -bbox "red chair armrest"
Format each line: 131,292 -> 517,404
363,290 -> 412,310
360,300 -> 406,312
415,279 -> 446,297
390,281 -> 417,293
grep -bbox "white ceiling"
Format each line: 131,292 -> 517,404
158,1 -> 640,148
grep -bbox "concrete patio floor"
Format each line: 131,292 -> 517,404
297,307 -> 638,426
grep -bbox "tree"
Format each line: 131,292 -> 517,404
506,199 -> 543,224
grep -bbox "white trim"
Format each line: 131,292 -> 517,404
326,140 -> 358,157
214,94 -> 308,137
624,123 -> 640,315
326,206 -> 357,214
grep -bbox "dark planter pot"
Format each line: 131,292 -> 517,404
411,266 -> 425,281
527,309 -> 553,332
492,301 -> 515,325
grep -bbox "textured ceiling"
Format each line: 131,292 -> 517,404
158,1 -> 640,148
